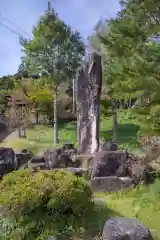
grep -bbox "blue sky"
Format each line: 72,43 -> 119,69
0,0 -> 120,77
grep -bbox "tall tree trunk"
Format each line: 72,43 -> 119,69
36,111 -> 39,124
54,86 -> 59,144
113,112 -> 118,144
112,100 -> 118,144
72,78 -> 76,114
18,124 -> 21,137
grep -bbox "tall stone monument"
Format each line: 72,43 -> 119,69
76,52 -> 102,154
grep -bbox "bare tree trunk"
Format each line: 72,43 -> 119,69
36,111 -> 39,124
18,124 -> 21,137
54,86 -> 59,144
113,112 -> 118,144
112,101 -> 118,144
72,78 -> 76,114
22,123 -> 26,138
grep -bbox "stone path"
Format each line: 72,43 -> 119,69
2,130 -> 19,142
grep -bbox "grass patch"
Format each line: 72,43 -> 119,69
100,110 -> 142,153
95,179 -> 160,239
0,120 -> 77,155
0,110 -> 143,155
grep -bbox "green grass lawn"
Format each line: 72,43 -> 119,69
0,110 -> 143,155
100,110 -> 142,154
0,120 -> 77,155
95,180 -> 160,240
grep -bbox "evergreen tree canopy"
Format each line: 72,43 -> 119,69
101,0 -> 160,135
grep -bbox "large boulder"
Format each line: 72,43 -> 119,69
149,155 -> 160,177
99,141 -> 118,151
44,148 -> 74,169
0,147 -> 18,176
16,149 -> 33,168
59,152 -> 74,167
29,162 -> 46,171
44,148 -> 62,169
131,163 -> 155,186
102,217 -> 153,240
58,143 -> 77,156
91,151 -> 130,178
28,156 -> 47,170
90,176 -> 133,192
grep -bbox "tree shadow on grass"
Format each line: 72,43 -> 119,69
83,205 -> 123,240
27,119 -> 77,146
58,119 -> 77,131
0,124 -> 16,143
100,123 -> 140,148
57,206 -> 123,240
27,119 -> 77,130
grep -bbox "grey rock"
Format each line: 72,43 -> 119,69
44,147 -> 74,169
67,167 -> 88,177
131,164 -> 155,186
30,156 -> 45,164
116,159 -> 132,177
0,161 -> 5,176
90,176 -> 133,192
91,151 -> 129,178
44,148 -> 63,169
59,153 -> 73,167
28,162 -> 47,171
28,156 -> 47,170
0,147 -> 18,176
16,149 -> 33,167
102,217 -> 153,240
99,141 -> 118,151
20,149 -> 33,155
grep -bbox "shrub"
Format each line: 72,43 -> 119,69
0,169 -> 93,240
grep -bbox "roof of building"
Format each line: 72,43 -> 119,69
7,91 -> 31,106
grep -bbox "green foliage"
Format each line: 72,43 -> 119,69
20,6 -> 85,83
0,75 -> 14,90
21,77 -> 54,122
0,169 -> 93,239
100,99 -> 113,119
0,217 -> 18,240
100,0 -> 160,136
19,5 -> 85,143
0,75 -> 15,114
